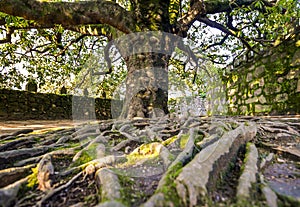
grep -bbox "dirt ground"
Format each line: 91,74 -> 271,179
1,115 -> 298,135
0,120 -> 76,134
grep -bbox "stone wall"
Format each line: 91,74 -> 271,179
0,89 -> 113,120
224,36 -> 300,115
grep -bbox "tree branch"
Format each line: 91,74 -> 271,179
55,34 -> 87,57
29,43 -> 52,55
178,0 -> 276,33
0,27 -> 13,43
226,12 -> 239,32
203,34 -> 229,51
197,17 -> 235,36
0,0 -> 138,34
197,16 -> 255,52
92,43 -> 113,75
66,25 -> 117,40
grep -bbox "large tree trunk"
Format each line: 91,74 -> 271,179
115,0 -> 172,119
113,30 -> 195,119
121,53 -> 170,119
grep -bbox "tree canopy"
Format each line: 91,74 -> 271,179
0,0 -> 298,95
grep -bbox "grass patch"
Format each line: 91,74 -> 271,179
27,165 -> 39,188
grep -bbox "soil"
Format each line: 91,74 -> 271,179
0,120 -> 76,134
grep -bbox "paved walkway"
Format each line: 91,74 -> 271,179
0,115 -> 299,135
0,120 -> 76,134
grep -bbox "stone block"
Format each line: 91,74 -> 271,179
254,66 -> 265,77
258,77 -> 265,87
261,57 -> 269,64
264,84 -> 281,95
288,79 -> 297,91
245,97 -> 258,104
258,95 -> 267,104
286,69 -> 299,80
248,65 -> 255,71
291,50 -> 300,66
231,107 -> 238,113
246,73 -> 253,82
228,88 -> 237,96
240,106 -> 248,114
270,53 -> 279,62
275,93 -> 288,102
255,104 -> 271,113
231,95 -> 237,103
254,88 -> 262,96
249,79 -> 261,89
277,77 -> 284,83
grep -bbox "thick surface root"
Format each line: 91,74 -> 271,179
0,116 -> 299,207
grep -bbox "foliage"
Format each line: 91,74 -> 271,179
27,166 -> 39,188
0,0 -> 298,97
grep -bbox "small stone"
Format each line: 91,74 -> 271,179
240,106 -> 248,113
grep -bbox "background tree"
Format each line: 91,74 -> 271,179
0,0 -> 298,118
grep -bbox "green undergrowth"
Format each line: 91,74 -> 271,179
17,165 -> 39,199
71,142 -> 99,167
239,142 -> 252,173
126,142 -> 161,163
179,134 -> 189,149
27,165 -> 39,188
277,193 -> 300,207
118,173 -> 146,206
156,162 -> 183,206
162,135 -> 179,146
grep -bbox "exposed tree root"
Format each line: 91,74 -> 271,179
0,116 -> 299,207
38,172 -> 83,207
